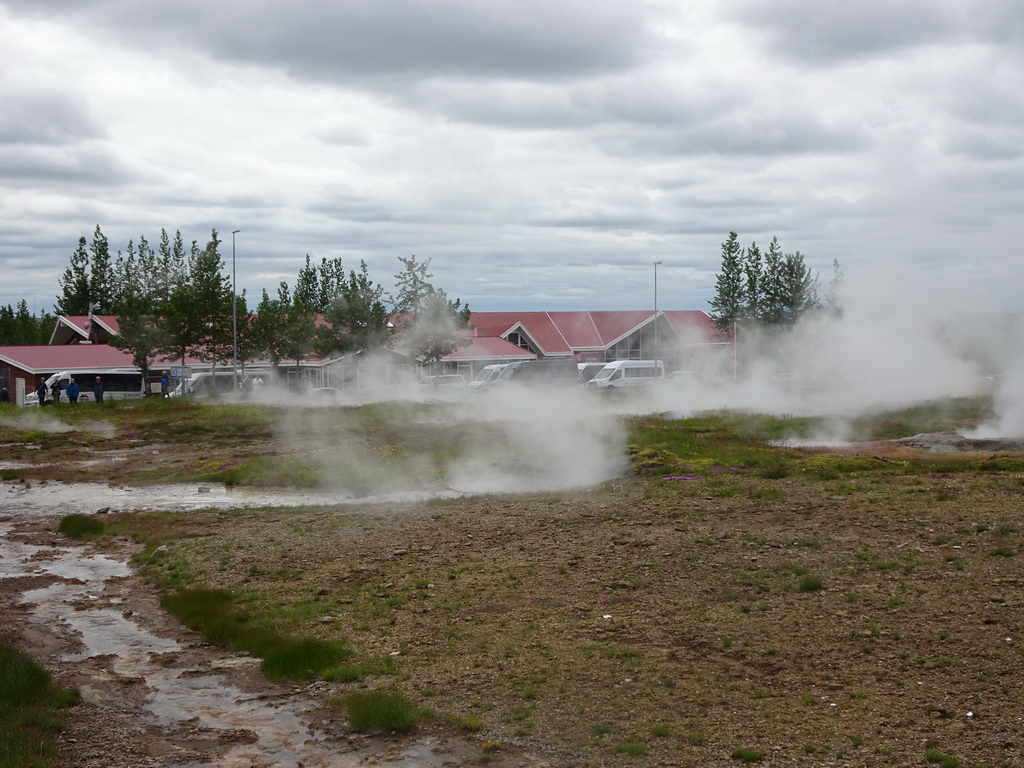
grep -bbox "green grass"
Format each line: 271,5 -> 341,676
338,689 -> 422,733
731,746 -> 763,762
57,514 -> 105,540
159,588 -> 353,682
924,750 -> 961,767
611,741 -> 648,756
0,643 -> 79,768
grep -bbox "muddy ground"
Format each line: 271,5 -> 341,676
3,423 -> 1024,767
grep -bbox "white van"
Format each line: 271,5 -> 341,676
24,369 -> 145,405
170,372 -> 240,398
586,360 -> 664,390
467,364 -> 510,392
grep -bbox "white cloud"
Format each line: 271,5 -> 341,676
0,0 -> 1022,317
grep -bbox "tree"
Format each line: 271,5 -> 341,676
743,242 -> 763,322
317,261 -> 390,356
390,256 -> 471,365
55,237 -> 92,316
708,233 -> 745,332
777,251 -> 819,325
157,231 -> 234,366
759,236 -> 786,326
249,283 -> 317,371
88,225 -> 115,314
825,258 -> 844,318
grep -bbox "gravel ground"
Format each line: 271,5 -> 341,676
3,422 -> 1024,767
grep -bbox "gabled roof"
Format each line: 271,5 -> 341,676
49,315 -> 121,345
466,310 -> 719,355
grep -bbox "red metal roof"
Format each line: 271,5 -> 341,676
467,310 -> 718,354
444,334 -> 536,361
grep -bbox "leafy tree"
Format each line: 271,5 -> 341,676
157,231 -> 234,366
317,261 -> 390,356
708,232 -> 746,332
294,255 -> 347,313
249,283 -> 316,371
390,255 -> 471,365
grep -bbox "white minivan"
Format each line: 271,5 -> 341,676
585,360 -> 664,390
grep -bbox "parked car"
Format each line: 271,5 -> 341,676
467,364 -> 510,392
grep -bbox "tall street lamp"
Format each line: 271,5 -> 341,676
232,229 -> 240,392
653,260 -> 662,378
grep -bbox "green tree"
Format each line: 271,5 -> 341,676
777,251 -> 819,325
157,231 -> 234,366
743,242 -> 763,322
760,236 -> 786,326
55,237 -> 92,316
88,225 -> 115,313
249,283 -> 316,371
390,256 -> 471,365
317,261 -> 390,356
708,232 -> 745,332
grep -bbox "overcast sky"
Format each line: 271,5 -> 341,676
2,0 -> 1022,317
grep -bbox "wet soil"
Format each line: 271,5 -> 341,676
3,421 -> 1024,767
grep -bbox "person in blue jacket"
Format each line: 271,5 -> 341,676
65,378 -> 80,404
92,376 -> 104,404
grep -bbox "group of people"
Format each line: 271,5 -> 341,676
35,376 -> 105,405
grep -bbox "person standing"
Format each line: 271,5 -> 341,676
0,386 -> 9,404
36,378 -> 48,406
66,377 -> 80,404
160,373 -> 170,397
92,376 -> 104,404
50,378 -> 61,405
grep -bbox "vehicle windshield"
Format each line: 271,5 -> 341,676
592,367 -> 613,380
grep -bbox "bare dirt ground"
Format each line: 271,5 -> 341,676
3,426 -> 1024,767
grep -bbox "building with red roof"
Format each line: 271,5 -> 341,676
1,309 -> 726,402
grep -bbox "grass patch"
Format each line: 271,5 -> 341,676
57,514 -> 105,540
337,690 -> 421,733
731,746 -> 763,762
924,750 -> 961,767
0,642 -> 79,768
798,575 -> 823,592
160,587 -> 352,682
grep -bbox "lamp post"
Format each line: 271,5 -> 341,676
653,260 -> 662,378
231,229 -> 240,392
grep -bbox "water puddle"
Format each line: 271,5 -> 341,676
2,479 -> 462,518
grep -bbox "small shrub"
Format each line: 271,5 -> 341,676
731,746 -> 763,762
685,732 -> 705,746
989,547 -> 1016,558
652,723 -> 671,737
924,750 -> 960,768
461,715 -> 483,732
798,575 -> 823,592
341,690 -> 421,733
57,514 -> 105,540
